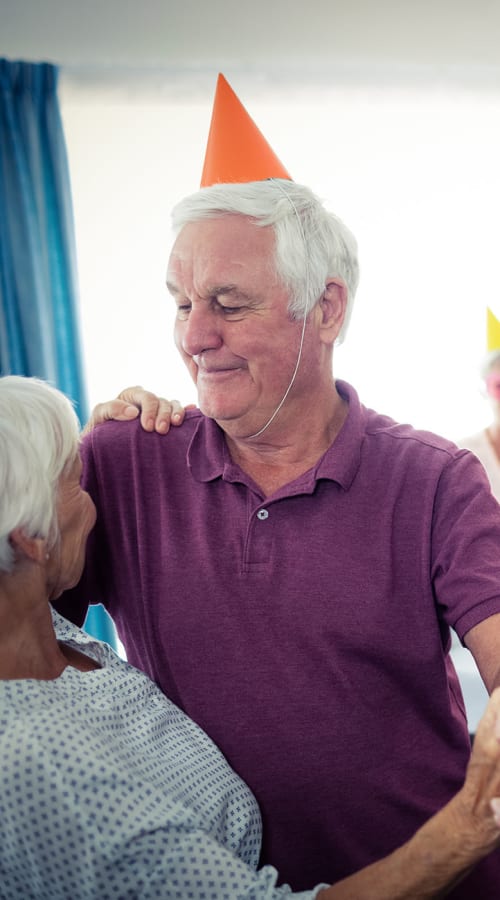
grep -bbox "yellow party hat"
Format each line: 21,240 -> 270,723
487,307 -> 500,352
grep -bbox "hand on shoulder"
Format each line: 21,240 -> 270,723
83,386 -> 195,436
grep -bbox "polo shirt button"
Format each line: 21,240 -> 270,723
257,509 -> 269,520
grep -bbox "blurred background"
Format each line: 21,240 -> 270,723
2,0 -> 499,725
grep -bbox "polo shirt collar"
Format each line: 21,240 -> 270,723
187,379 -> 364,491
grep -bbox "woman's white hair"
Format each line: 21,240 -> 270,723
171,179 -> 360,342
0,376 -> 80,573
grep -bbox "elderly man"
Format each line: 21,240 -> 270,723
57,78 -> 500,896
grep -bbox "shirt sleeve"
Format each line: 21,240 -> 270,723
92,827 -> 326,899
0,734 -> 324,900
431,448 -> 500,640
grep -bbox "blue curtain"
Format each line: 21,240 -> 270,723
0,58 -> 117,649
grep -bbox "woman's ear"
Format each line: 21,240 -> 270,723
9,528 -> 47,565
318,279 -> 348,345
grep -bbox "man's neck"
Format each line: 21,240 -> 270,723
224,386 -> 348,496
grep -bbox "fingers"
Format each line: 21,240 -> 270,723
473,687 -> 500,752
491,797 -> 500,826
450,700 -> 500,857
148,397 -> 187,434
117,387 -> 188,433
82,387 -> 192,435
82,399 -> 139,435
462,689 -> 500,824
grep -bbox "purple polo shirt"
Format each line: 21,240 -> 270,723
58,381 -> 500,894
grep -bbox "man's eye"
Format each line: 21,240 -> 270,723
176,304 -> 191,316
217,303 -> 245,315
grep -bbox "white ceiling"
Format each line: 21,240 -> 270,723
2,0 -> 500,89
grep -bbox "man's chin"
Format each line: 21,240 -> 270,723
197,399 -> 255,431
198,402 -> 236,422
196,390 -> 235,420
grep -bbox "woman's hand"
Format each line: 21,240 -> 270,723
459,684 -> 500,843
82,386 -> 194,435
321,689 -> 500,899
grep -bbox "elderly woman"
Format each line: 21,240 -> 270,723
458,349 -> 500,502
3,375 -> 500,900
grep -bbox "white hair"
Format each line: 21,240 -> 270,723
171,179 -> 360,342
0,376 -> 80,573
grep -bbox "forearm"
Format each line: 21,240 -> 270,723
317,796 -> 499,900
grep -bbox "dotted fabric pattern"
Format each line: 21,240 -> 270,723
0,610 -> 323,899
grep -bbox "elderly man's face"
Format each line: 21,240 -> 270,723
167,215 -> 323,437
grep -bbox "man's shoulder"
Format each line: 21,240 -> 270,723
82,408 -> 205,458
338,379 -> 460,458
331,381 -> 467,487
79,409 -> 227,493
363,405 -> 463,460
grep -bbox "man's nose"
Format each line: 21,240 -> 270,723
180,307 -> 223,357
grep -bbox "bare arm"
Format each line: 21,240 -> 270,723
83,386 -> 194,435
465,613 -> 500,693
319,688 -> 500,899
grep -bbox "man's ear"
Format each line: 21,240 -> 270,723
318,279 -> 348,345
9,528 -> 47,565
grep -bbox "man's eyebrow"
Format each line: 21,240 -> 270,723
207,285 -> 251,300
165,282 -> 252,301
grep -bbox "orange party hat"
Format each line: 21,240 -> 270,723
200,73 -> 292,187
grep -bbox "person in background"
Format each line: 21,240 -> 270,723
457,348 -> 500,501
7,375 -> 500,899
55,76 -> 500,897
451,346 -> 500,736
